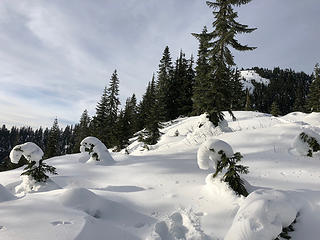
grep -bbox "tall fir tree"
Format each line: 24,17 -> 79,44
140,77 -> 161,145
244,88 -> 252,111
192,26 -> 211,116
270,101 -> 281,117
193,0 -> 256,126
306,63 -> 320,112
93,70 -> 121,147
45,118 -> 61,159
156,46 -> 174,121
73,109 -> 91,152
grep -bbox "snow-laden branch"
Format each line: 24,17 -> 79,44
10,142 -> 44,164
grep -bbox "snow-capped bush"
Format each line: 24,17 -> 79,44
80,137 -> 115,165
10,142 -> 43,164
10,142 -> 57,183
293,129 -> 320,157
197,138 -> 249,196
224,190 -> 300,240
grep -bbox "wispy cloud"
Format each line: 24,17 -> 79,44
0,0 -> 319,128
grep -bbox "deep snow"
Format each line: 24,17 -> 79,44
1,111 -> 320,240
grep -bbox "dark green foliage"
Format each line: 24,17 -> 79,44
300,132 -> 320,157
192,0 -> 255,126
252,67 -> 312,114
93,70 -> 121,147
271,101 -> 281,117
139,77 -> 161,145
306,63 -> 320,112
73,109 -> 91,153
211,149 -> 249,196
45,118 -> 61,159
156,46 -> 174,121
21,160 -> 57,182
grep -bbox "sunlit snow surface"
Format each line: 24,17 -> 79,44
1,111 -> 320,240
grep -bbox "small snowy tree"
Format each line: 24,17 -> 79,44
197,139 -> 249,196
10,142 -> 57,182
298,132 -> 320,157
80,137 -> 115,165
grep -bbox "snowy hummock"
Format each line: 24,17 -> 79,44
225,189 -> 300,240
240,70 -> 270,94
80,137 -> 115,165
292,128 -> 320,156
197,138 -> 234,170
14,175 -> 61,195
9,142 -> 44,164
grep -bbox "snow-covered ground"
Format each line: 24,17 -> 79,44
240,70 -> 270,93
1,111 -> 320,240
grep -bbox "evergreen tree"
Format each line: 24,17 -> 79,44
194,0 -> 256,126
244,88 -> 252,111
174,51 -> 195,117
192,26 -> 211,115
93,70 -> 121,147
270,101 -> 281,117
140,78 -> 161,145
115,110 -> 130,151
156,46 -> 174,121
73,110 -> 91,152
306,63 -> 320,112
45,118 -> 61,158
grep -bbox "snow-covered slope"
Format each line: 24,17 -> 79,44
240,70 -> 270,93
1,111 -> 320,240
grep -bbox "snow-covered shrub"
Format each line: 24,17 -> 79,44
10,142 -> 57,182
80,137 -> 115,165
293,129 -> 320,157
197,138 -> 249,196
224,190 -> 300,240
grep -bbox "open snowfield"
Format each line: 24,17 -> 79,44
1,111 -> 320,240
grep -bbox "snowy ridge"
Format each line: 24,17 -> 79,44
1,111 -> 320,239
240,70 -> 270,93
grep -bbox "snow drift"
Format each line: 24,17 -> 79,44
0,184 -> 16,202
224,189 -> 300,240
80,137 -> 115,165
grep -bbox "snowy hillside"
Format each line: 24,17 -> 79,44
1,111 -> 320,240
240,70 -> 270,93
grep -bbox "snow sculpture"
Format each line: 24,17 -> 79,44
224,190 -> 299,240
197,138 -> 249,196
10,142 -> 57,183
80,137 -> 115,165
293,128 -> 320,157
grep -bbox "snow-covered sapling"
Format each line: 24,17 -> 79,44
10,142 -> 57,182
197,138 -> 249,196
80,137 -> 115,165
299,132 -> 320,157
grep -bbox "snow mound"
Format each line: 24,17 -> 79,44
292,128 -> 320,156
197,138 -> 234,170
0,184 -> 16,202
60,188 -> 155,226
240,70 -> 270,94
304,112 -> 320,126
80,137 -> 115,165
9,142 -> 44,164
205,174 -> 241,202
15,176 -> 61,195
149,211 -> 210,240
224,189 -> 300,240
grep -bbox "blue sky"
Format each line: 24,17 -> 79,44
0,0 -> 319,128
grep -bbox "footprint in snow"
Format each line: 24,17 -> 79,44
51,221 -> 72,226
